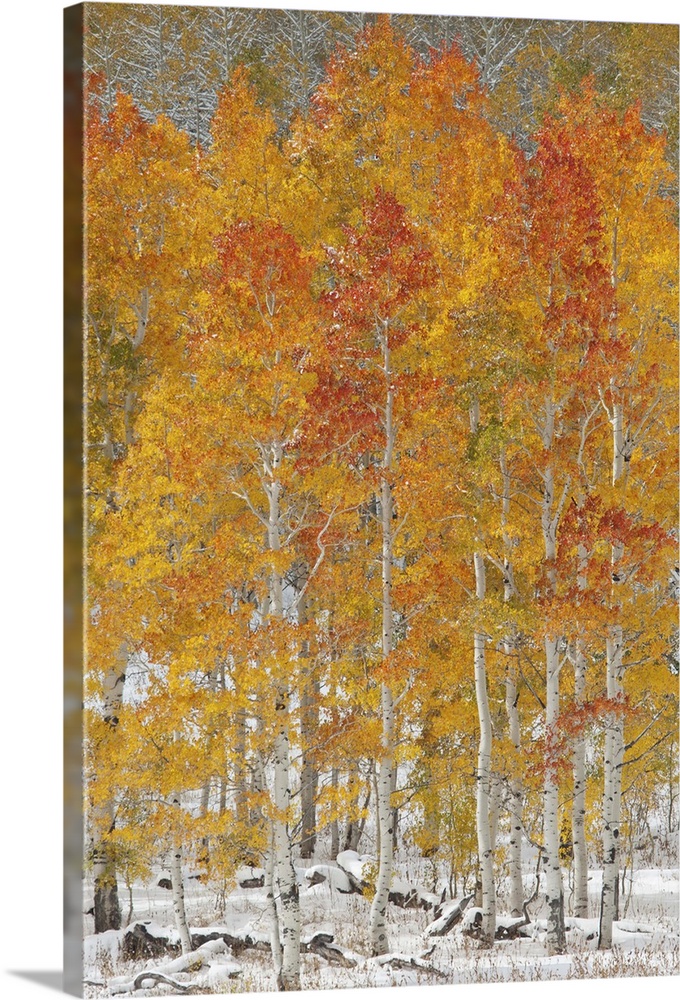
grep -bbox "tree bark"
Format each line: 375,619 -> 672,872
544,636 -> 566,955
500,448 -> 523,918
272,709 -> 300,990
599,397 -> 627,949
264,820 -> 283,982
263,450 -> 301,991
298,595 -> 318,860
330,768 -> 340,858
92,643 -> 127,933
598,627 -> 624,948
169,798 -> 193,956
369,338 -> 396,957
505,668 -> 524,917
572,642 -> 589,918
541,399 -> 566,955
473,550 -> 496,946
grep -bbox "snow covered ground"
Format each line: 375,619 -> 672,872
82,862 -> 679,996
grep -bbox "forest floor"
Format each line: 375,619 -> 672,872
83,860 -> 679,995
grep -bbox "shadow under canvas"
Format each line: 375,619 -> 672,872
11,972 -> 64,994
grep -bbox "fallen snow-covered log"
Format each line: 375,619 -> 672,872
122,921 -> 173,960
110,940 -> 241,994
336,850 -> 373,893
407,888 -> 441,912
301,931 -> 358,967
334,852 -> 438,909
373,952 -> 449,980
462,906 -> 532,940
389,878 -> 440,909
304,864 -> 353,894
494,913 -> 533,940
110,970 -> 196,994
211,926 -> 271,955
236,866 -> 265,889
424,894 -> 474,937
194,923 -> 358,967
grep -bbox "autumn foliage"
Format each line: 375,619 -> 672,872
83,12 -> 678,971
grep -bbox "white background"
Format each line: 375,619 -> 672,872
0,1 -> 676,998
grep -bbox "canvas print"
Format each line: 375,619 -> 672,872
70,2 -> 679,995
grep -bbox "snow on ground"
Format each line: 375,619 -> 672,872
83,863 -> 679,996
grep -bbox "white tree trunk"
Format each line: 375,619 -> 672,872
272,707 -> 301,990
369,341 -> 396,957
599,627 -> 624,949
544,637 -> 566,954
572,647 -> 589,918
92,643 -> 127,933
169,797 -> 193,956
540,400 -> 566,954
500,449 -> 523,917
370,679 -> 395,956
266,461 -> 301,990
298,595 -> 318,860
572,540 -> 589,918
599,397 -> 627,949
474,551 -> 496,945
505,667 -> 524,916
264,820 -> 283,980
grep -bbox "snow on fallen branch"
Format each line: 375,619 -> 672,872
372,952 -> 449,980
301,931 -> 359,967
334,851 -> 441,909
423,894 -> 474,937
110,970 -> 197,994
109,939 -> 242,994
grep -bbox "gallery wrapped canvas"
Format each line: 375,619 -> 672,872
65,2 -> 679,996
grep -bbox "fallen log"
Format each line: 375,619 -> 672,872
301,931 -> 358,968
304,864 -> 353,894
110,970 -> 195,994
462,898 -> 534,941
236,866 -> 266,889
389,879 -> 442,911
374,953 -> 449,981
334,853 -> 438,909
195,924 -> 357,967
121,921 -> 174,960
424,894 -> 474,937
110,938 -> 241,994
336,851 -> 371,894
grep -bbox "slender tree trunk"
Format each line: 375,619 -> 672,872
599,628 -> 624,948
599,397 -> 627,949
92,643 -> 127,933
330,768 -> 340,858
299,596 -> 318,860
390,765 -> 399,852
200,780 -> 211,817
544,636 -> 566,954
169,796 -> 192,955
500,449 -> 523,917
343,817 -> 360,854
541,399 -> 566,955
474,550 -> 496,945
505,666 -> 524,916
299,756 -> 318,859
370,679 -> 395,956
266,459 -> 300,990
369,338 -> 396,957
265,820 -> 283,982
572,644 -> 589,918
272,697 -> 300,990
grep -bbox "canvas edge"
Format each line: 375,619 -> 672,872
64,3 -> 85,996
